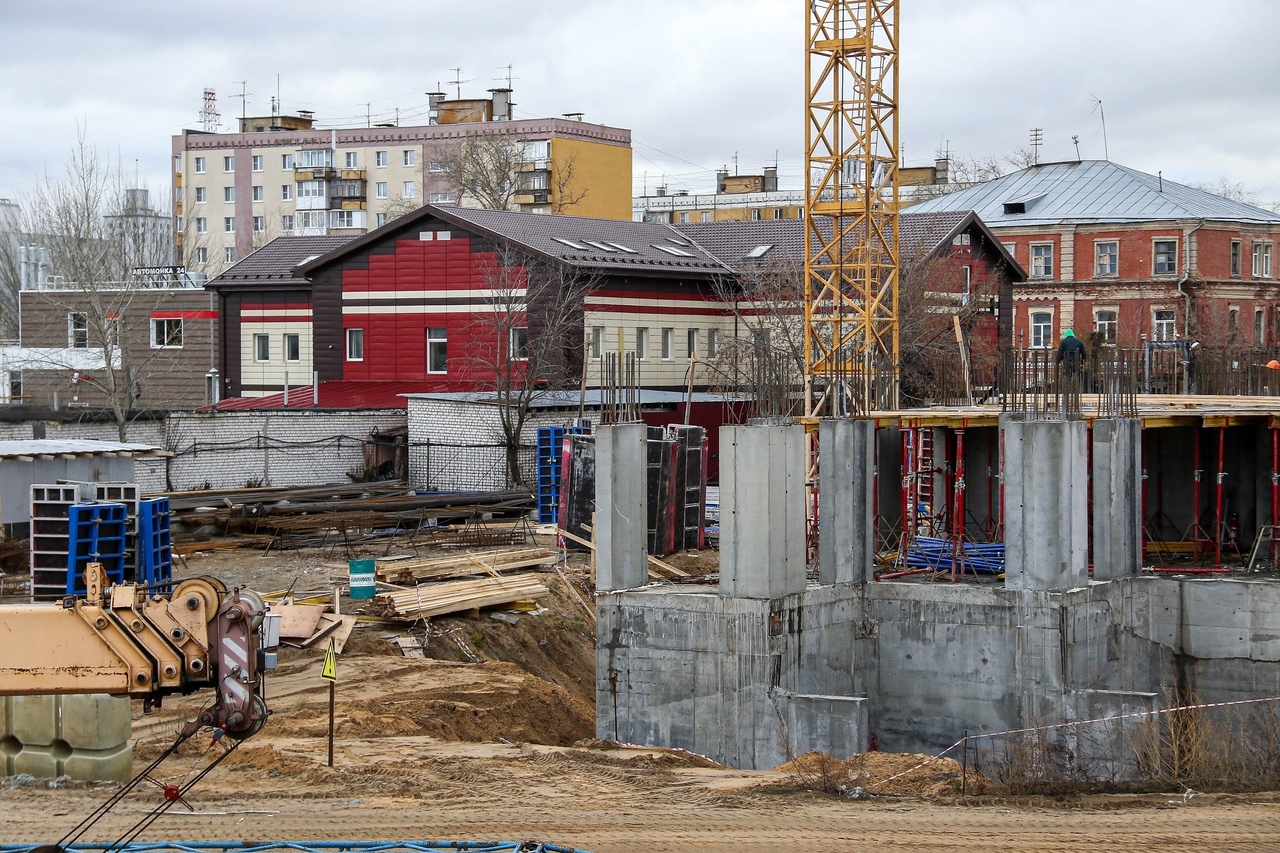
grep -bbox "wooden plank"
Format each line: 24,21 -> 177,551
270,603 -> 326,639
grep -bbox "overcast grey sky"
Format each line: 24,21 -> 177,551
1,0 -> 1277,209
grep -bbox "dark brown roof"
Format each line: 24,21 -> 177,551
296,205 -> 735,278
206,236 -> 358,290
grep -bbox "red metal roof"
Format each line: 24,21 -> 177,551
210,380 -> 438,411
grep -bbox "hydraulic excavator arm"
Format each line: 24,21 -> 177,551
0,563 -> 279,739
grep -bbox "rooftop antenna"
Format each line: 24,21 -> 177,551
495,63 -> 518,89
1072,135 -> 1081,160
732,151 -> 739,175
1029,127 -> 1043,165
363,102 -> 371,128
275,73 -> 281,117
1090,95 -> 1110,160
447,67 -> 470,100
200,88 -> 220,132
232,80 -> 251,122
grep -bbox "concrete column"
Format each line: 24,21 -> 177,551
595,423 -> 649,592
818,418 -> 876,585
1092,418 -> 1143,580
720,423 -> 806,598
1001,416 -> 1089,590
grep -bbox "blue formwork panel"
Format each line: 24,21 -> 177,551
138,497 -> 173,588
67,502 -> 127,595
536,426 -> 585,524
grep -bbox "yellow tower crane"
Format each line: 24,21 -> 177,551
804,0 -> 900,416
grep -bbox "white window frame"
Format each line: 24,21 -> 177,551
282,153 -> 294,170
251,155 -> 263,172
707,329 -> 719,358
224,246 -> 236,263
1152,238 -> 1178,276
346,328 -> 364,361
1094,240 -> 1119,278
252,185 -> 264,202
151,317 -> 184,349
252,216 -> 264,233
194,247 -> 208,264
224,217 -> 235,232
1257,308 -> 1268,346
687,328 -> 699,357
194,156 -> 206,174
223,186 -> 234,203
428,161 -> 448,173
194,186 -> 206,203
68,312 -> 88,348
1093,308 -> 1118,345
700,212 -> 711,223
283,333 -> 300,363
1029,309 -> 1053,349
375,213 -> 387,228
282,184 -> 293,201
1030,242 -> 1054,278
195,217 -> 207,234
375,181 -> 388,199
427,327 -> 447,373
590,326 -> 604,359
345,151 -> 358,168
1231,240 -> 1242,277
661,328 -> 674,361
751,209 -> 762,221
223,155 -> 234,172
1152,308 -> 1177,342
403,149 -> 416,167
281,214 -> 294,232
510,327 -> 529,361
429,192 -> 457,203
375,150 -> 387,168
298,180 -> 326,198
331,210 -> 355,229
253,333 -> 270,362
1254,242 -> 1274,278
636,327 -> 649,360
403,181 -> 416,199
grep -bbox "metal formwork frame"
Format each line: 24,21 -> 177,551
804,0 -> 900,415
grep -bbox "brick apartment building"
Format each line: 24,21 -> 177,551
911,160 -> 1280,351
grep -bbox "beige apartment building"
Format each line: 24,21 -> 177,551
172,90 -> 632,278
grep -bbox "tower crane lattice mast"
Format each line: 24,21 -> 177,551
804,0 -> 900,416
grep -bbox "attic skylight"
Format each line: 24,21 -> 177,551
1002,192 -> 1047,216
552,237 -> 588,250
746,244 -> 774,259
666,236 -> 691,246
606,242 -> 639,254
653,244 -> 695,258
582,240 -> 618,252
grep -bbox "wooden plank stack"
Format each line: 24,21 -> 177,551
375,547 -> 556,585
363,575 -> 549,621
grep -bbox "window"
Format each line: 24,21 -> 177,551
252,185 -> 264,202
194,247 -> 208,263
1002,241 -> 1016,259
1030,311 -> 1052,349
284,333 -> 300,362
345,151 -> 358,168
427,327 -> 447,373
1231,240 -> 1242,277
751,209 -> 762,221
224,216 -> 235,232
429,192 -> 457,203
296,149 -> 332,169
1229,307 -> 1239,334
661,328 -> 673,360
282,153 -> 294,170
375,150 -> 387,168
68,312 -> 88,348
331,210 -> 355,228
175,214 -> 183,233
590,326 -> 604,359
510,327 -> 528,360
962,265 -> 972,306
297,211 -> 326,229
252,216 -> 264,233
1095,241 -> 1119,277
1153,309 -> 1177,341
1153,239 -> 1177,275
375,213 -> 387,228
678,212 -> 689,224
223,155 -> 234,172
254,334 -> 270,362
1030,243 -> 1054,278
700,212 -> 711,223
224,247 -> 236,263
635,327 -> 649,360
223,186 -> 234,203
281,184 -> 293,201
772,208 -> 783,219
707,329 -> 719,358
298,180 -> 325,198
195,217 -> 207,234
1257,309 -> 1268,346
375,181 -> 388,199
251,155 -> 263,172
403,150 -> 416,166
402,181 -> 416,199
194,186 -> 206,203
346,328 -> 364,361
1254,242 -> 1274,278
428,161 -> 447,173
281,214 -> 294,232
687,328 -> 698,357
1094,309 -> 1118,344
151,318 -> 183,348
194,156 -> 206,174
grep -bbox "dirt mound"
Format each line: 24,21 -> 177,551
774,750 -> 981,796
571,739 -> 724,769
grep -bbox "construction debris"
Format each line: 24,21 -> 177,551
362,575 -> 549,621
375,548 -> 557,585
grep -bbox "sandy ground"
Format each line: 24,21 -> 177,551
3,541 -> 1280,850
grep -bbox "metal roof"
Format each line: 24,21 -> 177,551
211,380 -> 432,411
0,439 -> 167,460
405,389 -> 748,408
910,160 -> 1280,227
206,236 -> 359,290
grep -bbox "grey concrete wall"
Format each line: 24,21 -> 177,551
1092,418 -> 1143,580
595,423 -> 648,592
719,424 -> 806,599
818,419 -> 875,586
1002,417 -> 1088,590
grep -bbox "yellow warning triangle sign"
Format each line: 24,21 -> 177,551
321,638 -> 337,682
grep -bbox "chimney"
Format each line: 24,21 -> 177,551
763,166 -> 778,193
489,88 -> 512,121
716,169 -> 729,194
427,91 -> 446,125
935,156 -> 950,185
656,185 -> 667,197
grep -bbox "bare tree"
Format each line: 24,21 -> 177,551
428,136 -> 588,214
1188,178 -> 1260,207
468,245 -> 596,485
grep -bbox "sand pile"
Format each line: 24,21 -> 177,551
774,750 -> 986,796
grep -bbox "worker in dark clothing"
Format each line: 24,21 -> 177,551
1056,329 -> 1086,371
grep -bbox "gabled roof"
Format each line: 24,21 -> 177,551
676,209 -> 1024,277
206,235 -> 358,290
296,205 -> 735,278
910,160 -> 1280,227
